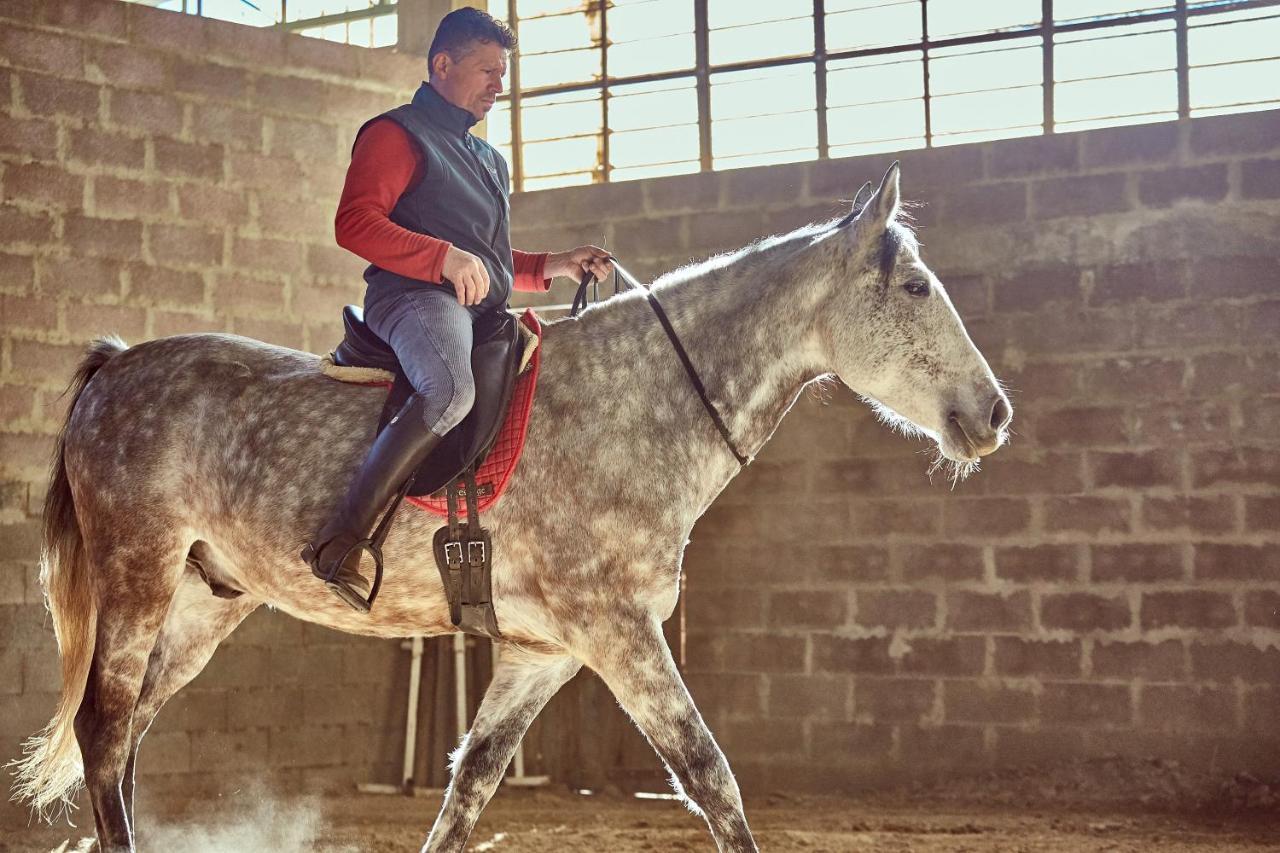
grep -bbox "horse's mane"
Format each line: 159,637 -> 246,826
545,197 -> 919,337
649,217 -> 844,294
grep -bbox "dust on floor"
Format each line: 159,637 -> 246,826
6,757 -> 1277,852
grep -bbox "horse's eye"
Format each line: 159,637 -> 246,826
904,280 -> 930,297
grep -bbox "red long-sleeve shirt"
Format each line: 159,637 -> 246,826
335,118 -> 550,292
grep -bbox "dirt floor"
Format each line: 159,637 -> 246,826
6,758 -> 1278,852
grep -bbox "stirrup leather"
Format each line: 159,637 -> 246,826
433,465 -> 501,639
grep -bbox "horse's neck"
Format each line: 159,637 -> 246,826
652,259 -> 827,459
546,251 -> 827,507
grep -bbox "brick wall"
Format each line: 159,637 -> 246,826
0,0 -> 430,827
509,111 -> 1280,791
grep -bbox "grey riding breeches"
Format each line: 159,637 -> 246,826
363,284 -> 482,437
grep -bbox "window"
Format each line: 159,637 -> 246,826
930,36 -> 1043,144
1055,18 -> 1178,130
123,1 -> 399,48
826,51 -> 926,156
710,64 -> 817,169
707,0 -> 813,65
490,0 -> 1280,191
1188,5 -> 1280,116
130,1 -> 1280,188
609,77 -> 701,180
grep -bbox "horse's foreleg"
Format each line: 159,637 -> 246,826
589,614 -> 757,853
422,644 -> 581,853
74,535 -> 188,853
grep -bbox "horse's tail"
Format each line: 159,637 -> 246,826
11,335 -> 126,817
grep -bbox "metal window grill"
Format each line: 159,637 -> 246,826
127,0 -> 399,47
491,0 -> 1280,192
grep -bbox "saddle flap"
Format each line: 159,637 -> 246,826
399,311 -> 524,498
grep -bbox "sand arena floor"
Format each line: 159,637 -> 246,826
6,758 -> 1278,853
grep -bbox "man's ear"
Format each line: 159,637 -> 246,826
430,51 -> 450,79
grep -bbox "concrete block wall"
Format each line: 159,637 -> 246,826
1,0 -> 1277,815
510,111 -> 1280,791
0,0 -> 426,826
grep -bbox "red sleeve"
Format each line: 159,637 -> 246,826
335,118 -> 451,284
512,249 -> 551,292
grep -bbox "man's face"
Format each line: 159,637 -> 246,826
432,40 -> 508,121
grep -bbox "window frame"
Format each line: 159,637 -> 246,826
140,1 -> 399,46
498,0 -> 1280,192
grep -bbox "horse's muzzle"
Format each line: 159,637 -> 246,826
948,391 -> 1012,459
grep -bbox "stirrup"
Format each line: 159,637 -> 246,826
304,537 -> 385,613
307,474 -> 414,613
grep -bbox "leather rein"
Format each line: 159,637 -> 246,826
570,260 -> 750,467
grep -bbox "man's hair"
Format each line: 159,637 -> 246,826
428,7 -> 517,70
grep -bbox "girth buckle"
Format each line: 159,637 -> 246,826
444,541 -> 463,567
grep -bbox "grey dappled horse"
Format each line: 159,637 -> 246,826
14,165 -> 1010,852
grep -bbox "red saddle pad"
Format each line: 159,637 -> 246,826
407,308 -> 542,519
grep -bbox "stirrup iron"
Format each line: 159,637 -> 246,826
312,474 -> 414,613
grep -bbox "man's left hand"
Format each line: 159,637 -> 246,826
547,245 -> 614,282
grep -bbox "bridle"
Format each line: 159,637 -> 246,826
571,260 -> 750,467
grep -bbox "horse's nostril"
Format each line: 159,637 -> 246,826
989,395 -> 1011,431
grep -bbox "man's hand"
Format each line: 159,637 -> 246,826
441,245 -> 490,306
547,245 -> 614,282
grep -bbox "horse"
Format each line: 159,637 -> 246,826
12,163 -> 1011,852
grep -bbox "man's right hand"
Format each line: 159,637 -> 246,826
441,245 -> 490,306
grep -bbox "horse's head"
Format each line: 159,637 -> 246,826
816,163 -> 1012,473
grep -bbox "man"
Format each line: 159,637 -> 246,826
304,7 -> 613,611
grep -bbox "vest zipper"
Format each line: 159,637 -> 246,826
466,133 -> 506,250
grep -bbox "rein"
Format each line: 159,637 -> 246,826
571,261 -> 750,467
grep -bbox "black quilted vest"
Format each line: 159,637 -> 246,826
359,82 -> 514,313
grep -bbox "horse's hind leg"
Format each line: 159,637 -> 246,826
423,646 -> 581,853
122,567 -> 260,829
587,614 -> 757,853
74,533 -> 188,852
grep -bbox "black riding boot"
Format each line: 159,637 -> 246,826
304,393 -> 443,612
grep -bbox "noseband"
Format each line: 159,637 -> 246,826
571,261 -> 750,467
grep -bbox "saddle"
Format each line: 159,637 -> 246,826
333,305 -> 524,498
330,304 -> 524,637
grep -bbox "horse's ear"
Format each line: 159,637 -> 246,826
869,161 -> 901,224
850,162 -> 900,238
851,181 -> 874,214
